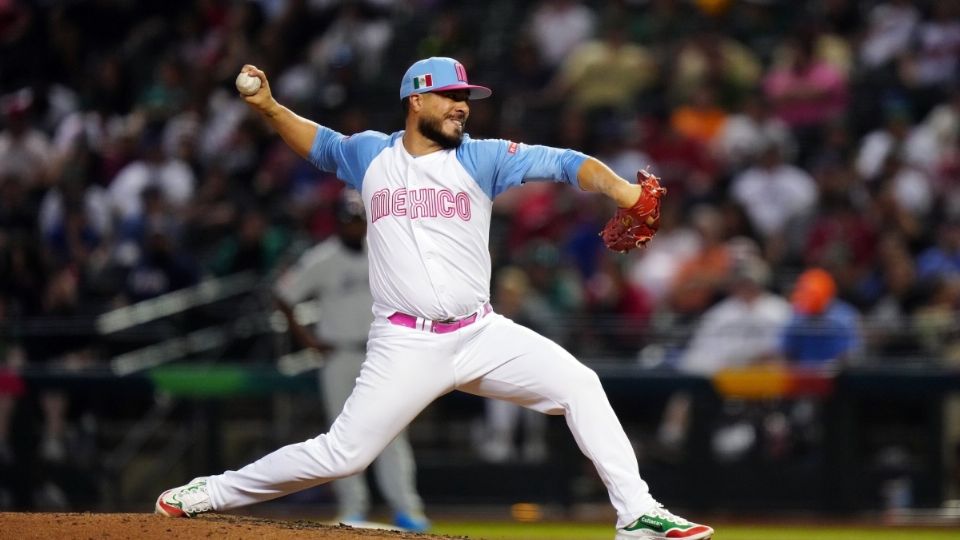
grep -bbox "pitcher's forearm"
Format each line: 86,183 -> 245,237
259,101 -> 320,161
576,158 -> 638,208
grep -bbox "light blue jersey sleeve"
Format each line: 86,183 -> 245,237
456,137 -> 589,199
307,127 -> 396,190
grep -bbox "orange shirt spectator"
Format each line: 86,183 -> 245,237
670,86 -> 728,146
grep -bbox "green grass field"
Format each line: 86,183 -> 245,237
431,522 -> 960,540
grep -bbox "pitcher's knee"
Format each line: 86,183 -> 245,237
337,459 -> 369,478
561,367 -> 605,407
306,434 -> 376,478
574,366 -> 603,393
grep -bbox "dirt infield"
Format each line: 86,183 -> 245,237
0,513 -> 469,540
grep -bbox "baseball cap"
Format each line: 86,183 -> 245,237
399,57 -> 492,100
791,268 -> 836,316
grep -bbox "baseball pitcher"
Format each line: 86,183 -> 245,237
157,57 -> 712,540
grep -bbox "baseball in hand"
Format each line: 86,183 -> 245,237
235,72 -> 261,96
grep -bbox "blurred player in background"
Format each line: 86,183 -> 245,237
274,191 -> 428,532
156,57 -> 713,540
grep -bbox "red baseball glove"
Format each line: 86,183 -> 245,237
601,169 -> 667,253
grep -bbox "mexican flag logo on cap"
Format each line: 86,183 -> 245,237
413,74 -> 433,90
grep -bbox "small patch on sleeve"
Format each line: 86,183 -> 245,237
507,141 -> 518,155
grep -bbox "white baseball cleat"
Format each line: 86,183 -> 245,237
615,504 -> 713,539
155,477 -> 212,517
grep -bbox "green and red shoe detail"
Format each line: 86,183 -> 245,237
154,478 -> 211,518
155,491 -> 189,518
620,506 -> 713,539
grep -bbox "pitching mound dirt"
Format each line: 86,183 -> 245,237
0,513 -> 470,539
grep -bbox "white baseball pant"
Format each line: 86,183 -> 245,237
321,349 -> 423,517
205,310 -> 656,528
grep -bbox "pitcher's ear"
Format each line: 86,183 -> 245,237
408,93 -> 425,113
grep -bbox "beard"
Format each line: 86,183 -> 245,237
418,114 -> 464,149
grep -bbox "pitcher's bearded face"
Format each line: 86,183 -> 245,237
417,90 -> 470,149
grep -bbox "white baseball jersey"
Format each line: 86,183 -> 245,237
307,128 -> 587,320
274,238 -> 372,345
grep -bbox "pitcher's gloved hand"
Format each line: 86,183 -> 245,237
601,168 -> 667,253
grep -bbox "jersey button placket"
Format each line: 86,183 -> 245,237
408,161 -> 445,308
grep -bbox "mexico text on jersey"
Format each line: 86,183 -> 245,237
370,188 -> 472,222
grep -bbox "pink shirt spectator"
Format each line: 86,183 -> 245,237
764,61 -> 848,128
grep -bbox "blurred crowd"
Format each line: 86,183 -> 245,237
0,0 -> 958,511
3,0 -> 957,364
0,0 -> 957,382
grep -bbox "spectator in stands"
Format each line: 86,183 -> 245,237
644,116 -> 718,201
124,227 -> 199,303
416,9 -> 472,66
769,20 -> 853,81
527,0 -> 596,70
912,275 -> 960,364
108,126 -> 195,222
678,253 -> 791,377
666,204 -> 733,318
855,105 -> 939,183
583,256 -> 654,357
180,167 -> 240,257
626,0 -> 691,48
915,92 -> 960,211
866,155 -> 926,247
497,37 -> 554,142
519,241 -> 583,316
0,93 -> 53,189
669,84 -> 728,148
669,26 -> 761,109
730,141 -> 817,262
713,92 -> 794,173
593,117 -> 655,183
864,239 -> 923,358
0,174 -> 35,241
138,55 -> 189,122
627,198 -> 701,304
210,207 -> 288,276
775,268 -> 860,462
921,91 -> 960,170
915,218 -> 960,280
803,191 -> 878,296
780,268 -> 861,367
114,186 -> 179,269
42,199 -> 103,270
658,253 -> 790,457
39,137 -> 112,245
764,33 -> 848,164
544,19 -> 656,115
902,2 -> 960,117
308,1 -> 394,84
859,0 -> 921,73
725,0 -> 792,64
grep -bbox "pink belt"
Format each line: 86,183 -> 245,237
388,303 -> 492,334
